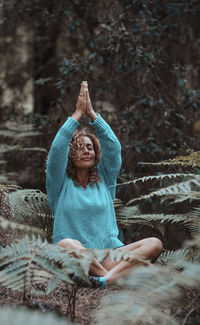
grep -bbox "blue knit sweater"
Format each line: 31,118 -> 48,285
46,114 -> 124,249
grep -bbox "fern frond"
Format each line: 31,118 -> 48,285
179,261 -> 200,286
0,236 -> 92,294
183,236 -> 200,258
115,264 -> 181,302
94,291 -> 179,325
0,144 -> 22,153
117,255 -> 200,294
113,173 -> 199,188
117,210 -> 199,229
157,248 -> 191,265
20,147 -> 47,153
192,207 -> 200,217
113,198 -> 124,208
95,258 -> 200,324
7,189 -> 53,239
0,129 -> 41,138
7,123 -> 35,132
0,159 -> 7,164
0,174 -> 17,184
127,178 -> 200,205
0,130 -> 16,137
138,150 -> 200,168
16,132 -> 41,138
0,306 -> 73,325
0,216 -> 44,238
0,184 -> 22,192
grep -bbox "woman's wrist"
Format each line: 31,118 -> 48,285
71,110 -> 84,121
88,110 -> 98,121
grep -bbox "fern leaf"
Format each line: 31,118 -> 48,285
0,159 -> 6,164
94,292 -> 179,325
7,189 -> 53,239
138,150 -> 200,168
0,184 -> 22,192
127,178 -> 200,205
95,261 -> 200,325
116,264 -> 182,303
0,144 -> 22,153
95,265 -> 180,324
113,198 -> 124,208
7,123 -> 35,132
16,132 -> 41,138
0,236 -> 92,294
157,249 -> 191,265
20,147 -> 47,153
0,306 -> 73,325
0,173 -> 18,184
117,210 -> 198,227
0,216 -> 44,238
0,130 -> 16,137
113,173 -> 199,188
0,129 -> 41,138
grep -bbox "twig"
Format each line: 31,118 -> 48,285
182,307 -> 197,325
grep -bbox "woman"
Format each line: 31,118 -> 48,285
46,81 -> 163,288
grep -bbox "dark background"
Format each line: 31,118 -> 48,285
1,0 -> 200,248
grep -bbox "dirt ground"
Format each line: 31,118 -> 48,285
0,282 -> 121,324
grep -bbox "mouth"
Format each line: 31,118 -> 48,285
81,158 -> 91,161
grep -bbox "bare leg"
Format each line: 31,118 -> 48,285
57,238 -> 108,277
104,237 -> 163,285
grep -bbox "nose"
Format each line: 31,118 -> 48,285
82,146 -> 89,154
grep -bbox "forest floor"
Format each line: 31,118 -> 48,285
0,232 -> 200,324
1,282 -> 200,324
0,282 -> 122,324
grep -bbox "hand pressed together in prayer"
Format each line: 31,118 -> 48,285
72,81 -> 98,122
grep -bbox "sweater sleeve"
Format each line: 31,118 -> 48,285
89,114 -> 122,200
46,117 -> 80,212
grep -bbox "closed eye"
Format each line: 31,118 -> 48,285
87,145 -> 94,151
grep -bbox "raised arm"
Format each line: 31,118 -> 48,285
46,81 -> 87,211
86,88 -> 122,199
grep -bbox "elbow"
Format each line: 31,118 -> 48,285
118,155 -> 122,171
115,138 -> 122,153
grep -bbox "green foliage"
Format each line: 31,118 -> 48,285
99,151 -> 199,324
0,216 -> 44,238
95,259 -> 200,324
157,248 -> 191,266
0,186 -> 53,241
0,235 -> 92,295
138,150 -> 200,168
0,306 -> 73,325
94,291 -> 179,325
127,177 -> 200,205
94,235 -> 200,324
8,188 -> 53,241
1,0 -> 200,322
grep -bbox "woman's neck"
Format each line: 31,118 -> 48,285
76,169 -> 89,188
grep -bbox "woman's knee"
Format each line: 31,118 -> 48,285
147,237 -> 163,260
57,238 -> 84,250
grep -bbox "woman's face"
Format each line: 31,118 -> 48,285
72,136 -> 96,170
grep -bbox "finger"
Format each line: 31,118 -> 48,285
81,81 -> 88,89
79,82 -> 88,98
86,90 -> 91,103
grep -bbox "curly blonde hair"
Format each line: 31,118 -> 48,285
67,128 -> 102,186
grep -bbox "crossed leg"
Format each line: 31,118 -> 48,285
57,237 -> 163,285
103,237 -> 163,284
58,238 -> 108,277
